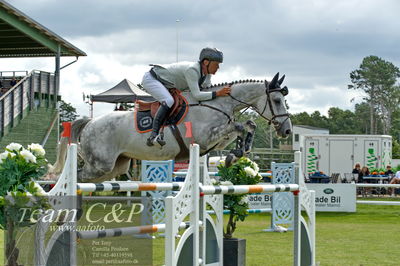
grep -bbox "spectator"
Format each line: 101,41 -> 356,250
10,77 -> 17,87
385,165 -> 394,176
352,163 -> 361,174
358,166 -> 370,183
0,79 -> 3,89
389,171 -> 400,196
0,87 -> 8,95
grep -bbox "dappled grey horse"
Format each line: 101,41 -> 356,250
50,73 -> 292,182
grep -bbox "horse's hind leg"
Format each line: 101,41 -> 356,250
98,156 -> 131,181
78,156 -> 131,183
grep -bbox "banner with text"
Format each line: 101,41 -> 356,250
306,183 -> 356,212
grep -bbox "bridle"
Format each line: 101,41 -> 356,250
190,81 -> 290,130
229,81 -> 290,128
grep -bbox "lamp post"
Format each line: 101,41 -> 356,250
176,19 -> 180,62
83,93 -> 93,118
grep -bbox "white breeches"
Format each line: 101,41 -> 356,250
142,72 -> 174,107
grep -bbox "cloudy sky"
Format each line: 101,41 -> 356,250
3,0 -> 400,118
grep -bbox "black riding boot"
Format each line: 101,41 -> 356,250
146,102 -> 170,146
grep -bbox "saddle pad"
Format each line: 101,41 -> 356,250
134,98 -> 189,133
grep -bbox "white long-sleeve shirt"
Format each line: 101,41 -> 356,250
151,61 -> 215,101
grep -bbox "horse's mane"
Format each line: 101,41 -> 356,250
202,79 -> 265,92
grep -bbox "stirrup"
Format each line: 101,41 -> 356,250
146,134 -> 166,147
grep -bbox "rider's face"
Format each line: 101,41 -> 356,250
203,60 -> 220,75
208,61 -> 220,74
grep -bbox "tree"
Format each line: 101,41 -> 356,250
349,56 -> 400,134
59,100 -> 79,128
290,111 -> 329,129
353,103 -> 371,134
392,139 -> 400,159
327,107 -> 360,134
59,100 -> 78,122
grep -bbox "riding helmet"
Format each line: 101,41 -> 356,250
199,47 -> 223,63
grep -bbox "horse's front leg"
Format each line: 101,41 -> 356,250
225,120 -> 256,167
206,121 -> 241,150
244,120 -> 257,153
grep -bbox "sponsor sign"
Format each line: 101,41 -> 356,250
306,183 -> 356,212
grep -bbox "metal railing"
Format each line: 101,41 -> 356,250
0,70 -> 57,137
0,70 -> 28,78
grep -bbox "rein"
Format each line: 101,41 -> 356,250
189,103 -> 233,123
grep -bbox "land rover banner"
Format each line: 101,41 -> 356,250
306,183 -> 356,212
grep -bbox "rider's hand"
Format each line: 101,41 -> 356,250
216,85 -> 231,97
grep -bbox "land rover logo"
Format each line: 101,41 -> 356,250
139,117 -> 152,128
323,188 -> 334,194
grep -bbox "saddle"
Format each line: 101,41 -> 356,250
134,88 -> 188,133
134,89 -> 190,161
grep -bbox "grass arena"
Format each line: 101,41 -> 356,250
1,144 -> 314,266
0,143 -> 399,265
0,200 -> 399,265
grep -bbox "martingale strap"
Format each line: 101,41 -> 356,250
169,124 -> 190,161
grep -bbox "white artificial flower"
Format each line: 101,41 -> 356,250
220,181 -> 233,186
0,151 -> 15,161
252,161 -> 260,173
33,182 -> 47,196
244,166 -> 256,177
20,149 -> 37,163
6,142 -> 22,152
239,197 -> 249,205
28,143 -> 45,157
210,178 -> 217,184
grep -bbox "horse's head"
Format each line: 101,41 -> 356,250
255,73 -> 292,138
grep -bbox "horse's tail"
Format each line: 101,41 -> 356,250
48,118 -> 91,175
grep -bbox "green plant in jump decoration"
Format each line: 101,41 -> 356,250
217,157 -> 262,239
366,148 -> 377,169
307,148 -> 318,175
0,143 -> 49,266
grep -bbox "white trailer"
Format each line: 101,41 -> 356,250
300,134 -> 392,178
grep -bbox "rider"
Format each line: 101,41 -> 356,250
142,47 -> 231,146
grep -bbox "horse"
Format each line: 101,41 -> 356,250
50,73 -> 292,182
